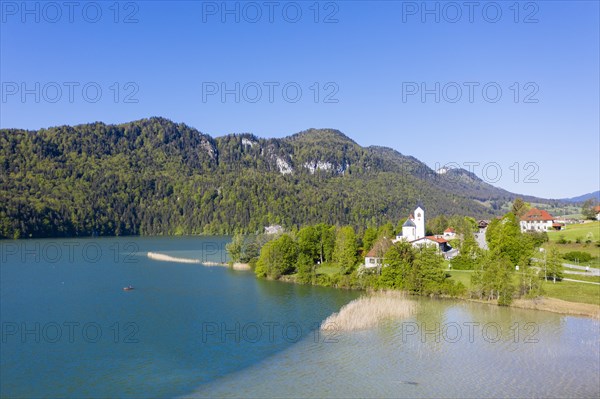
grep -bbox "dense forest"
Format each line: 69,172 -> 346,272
0,117 -> 544,239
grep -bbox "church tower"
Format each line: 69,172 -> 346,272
414,205 -> 425,239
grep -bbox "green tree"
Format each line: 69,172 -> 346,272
377,222 -> 394,239
379,242 -> 415,290
333,226 -> 358,274
582,199 -> 597,220
427,215 -> 449,235
255,234 -> 298,279
545,246 -> 564,283
451,219 -> 481,270
518,265 -> 543,298
297,225 -> 320,264
511,198 -> 530,218
315,223 -> 336,263
362,227 -> 378,255
486,213 -> 532,266
471,254 -> 515,305
410,246 -> 448,296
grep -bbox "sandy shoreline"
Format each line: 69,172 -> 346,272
510,297 -> 600,319
146,252 -> 250,270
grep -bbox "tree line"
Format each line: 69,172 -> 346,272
228,208 -> 564,306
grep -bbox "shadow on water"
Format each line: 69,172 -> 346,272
0,237 -> 360,399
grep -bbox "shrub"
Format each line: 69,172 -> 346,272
563,251 -> 593,263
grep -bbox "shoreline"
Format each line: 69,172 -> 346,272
278,275 -> 600,319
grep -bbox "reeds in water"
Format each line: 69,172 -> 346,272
321,291 -> 416,331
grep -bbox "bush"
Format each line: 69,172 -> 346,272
557,235 -> 567,244
563,251 -> 593,263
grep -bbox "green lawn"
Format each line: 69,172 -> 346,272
447,269 -> 600,305
316,263 -> 342,276
562,274 -> 600,283
545,222 -> 600,266
541,280 -> 600,306
547,221 -> 600,242
447,270 -> 474,288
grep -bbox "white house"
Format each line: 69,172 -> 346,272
595,206 -> 600,221
520,208 -> 562,232
364,238 -> 393,269
411,236 -> 458,259
264,225 -> 284,235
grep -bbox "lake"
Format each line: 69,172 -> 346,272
1,237 -> 599,398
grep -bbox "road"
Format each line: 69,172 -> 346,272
563,278 -> 600,285
562,263 -> 600,276
532,258 -> 600,276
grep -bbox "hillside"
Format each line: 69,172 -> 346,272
561,191 -> 600,203
0,118 -> 553,238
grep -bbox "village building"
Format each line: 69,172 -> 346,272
364,206 -> 458,268
520,208 -> 563,232
264,225 -> 284,235
595,206 -> 600,221
477,220 -> 489,231
363,238 -> 393,269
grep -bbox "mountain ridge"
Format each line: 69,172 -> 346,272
0,117 -> 561,238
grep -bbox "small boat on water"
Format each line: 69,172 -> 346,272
123,285 -> 135,291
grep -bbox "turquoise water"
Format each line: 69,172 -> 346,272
1,237 -> 599,398
0,237 -> 358,398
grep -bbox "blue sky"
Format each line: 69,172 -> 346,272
1,0 -> 598,199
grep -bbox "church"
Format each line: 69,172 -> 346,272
393,205 -> 456,258
364,205 -> 458,269
394,206 -> 426,243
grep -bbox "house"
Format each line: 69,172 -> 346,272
411,236 -> 458,259
477,220 -> 489,230
364,238 -> 393,269
443,228 -> 456,239
264,225 -> 284,235
595,206 -> 600,221
520,208 -> 562,232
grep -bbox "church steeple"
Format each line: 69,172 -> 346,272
414,205 -> 425,239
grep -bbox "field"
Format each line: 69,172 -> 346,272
316,263 -> 342,276
545,221 -> 600,266
547,221 -> 600,242
541,280 -> 600,306
563,274 -> 600,283
447,269 -> 600,306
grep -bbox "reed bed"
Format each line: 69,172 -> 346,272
321,291 -> 416,331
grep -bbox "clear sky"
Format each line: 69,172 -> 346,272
1,0 -> 598,199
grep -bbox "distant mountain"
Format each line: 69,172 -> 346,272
560,191 -> 600,203
0,118 -> 559,238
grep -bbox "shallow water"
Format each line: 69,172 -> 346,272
1,237 -> 598,398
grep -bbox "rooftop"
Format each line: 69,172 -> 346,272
521,208 -> 554,222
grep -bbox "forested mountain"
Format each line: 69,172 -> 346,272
560,191 -> 600,203
0,117 -> 551,238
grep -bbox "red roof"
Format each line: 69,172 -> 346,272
552,223 -> 563,227
595,206 -> 600,213
444,228 -> 455,233
420,236 -> 448,244
521,208 -> 554,222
